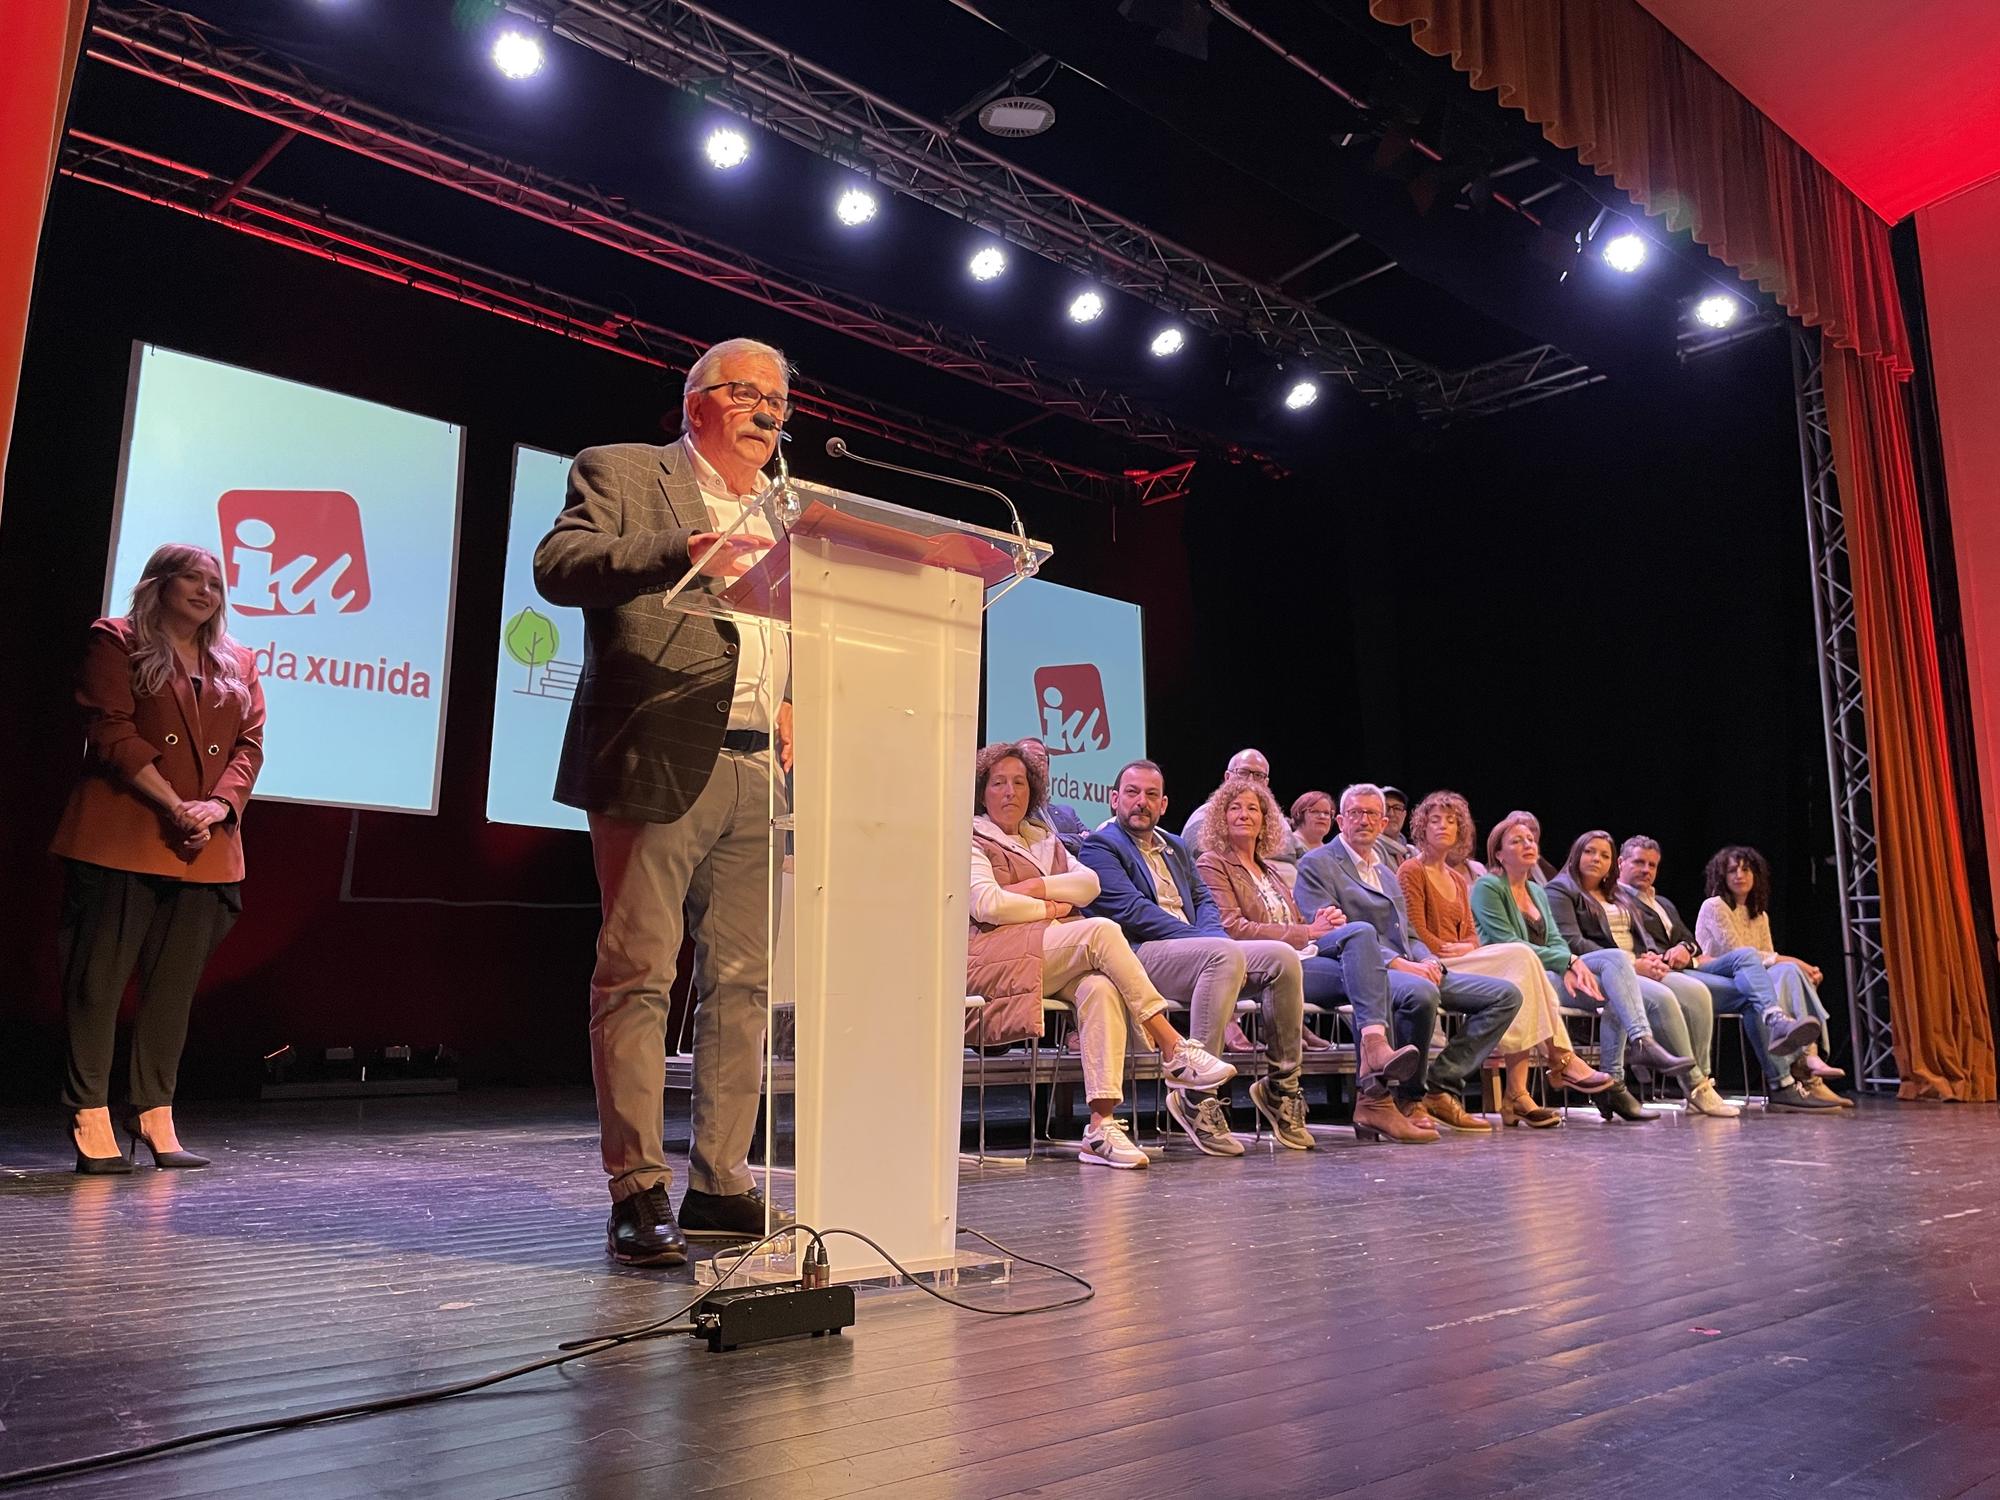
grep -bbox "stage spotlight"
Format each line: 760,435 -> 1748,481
491,29 -> 544,80
969,246 -> 1007,281
1150,327 -> 1186,357
1068,290 -> 1105,324
1284,378 -> 1320,411
1602,233 -> 1646,273
835,187 -> 877,226
705,127 -> 750,170
1694,294 -> 1742,329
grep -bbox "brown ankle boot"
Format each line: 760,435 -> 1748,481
1352,1090 -> 1435,1144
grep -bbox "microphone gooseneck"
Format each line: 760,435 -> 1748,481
821,434 -> 1030,564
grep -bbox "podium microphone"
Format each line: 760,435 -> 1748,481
824,435 -> 1031,561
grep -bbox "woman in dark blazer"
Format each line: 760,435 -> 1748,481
50,543 -> 265,1172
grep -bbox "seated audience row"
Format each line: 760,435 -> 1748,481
965,748 -> 1849,1170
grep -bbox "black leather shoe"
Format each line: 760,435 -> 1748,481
1631,1037 -> 1696,1078
678,1185 -> 794,1241
606,1185 -> 688,1266
1594,1083 -> 1659,1122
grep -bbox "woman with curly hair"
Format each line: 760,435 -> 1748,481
1193,774 -> 1413,1087
1697,845 -> 1847,1107
1402,794 -> 1613,1126
967,742 -> 1234,1168
51,542 -> 266,1172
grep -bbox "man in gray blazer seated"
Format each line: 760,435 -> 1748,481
1294,783 -> 1522,1137
535,337 -> 797,1266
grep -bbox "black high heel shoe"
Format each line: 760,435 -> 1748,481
124,1115 -> 211,1170
72,1111 -> 134,1175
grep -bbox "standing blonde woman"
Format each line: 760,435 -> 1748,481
51,543 -> 265,1173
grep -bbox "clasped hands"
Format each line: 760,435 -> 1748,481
164,797 -> 230,861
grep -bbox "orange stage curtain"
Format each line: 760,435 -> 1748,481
1372,0 -> 1995,1098
1826,349 -> 1996,1100
0,0 -> 90,522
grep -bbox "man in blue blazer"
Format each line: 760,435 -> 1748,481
1294,783 -> 1522,1139
1080,760 -> 1312,1155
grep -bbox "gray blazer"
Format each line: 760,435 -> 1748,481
1294,837 -> 1432,967
532,438 -> 755,822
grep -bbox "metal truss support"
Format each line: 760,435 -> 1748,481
535,0 -> 1599,419
89,2 -> 1210,465
1793,326 -> 1897,1090
60,132 -> 1140,506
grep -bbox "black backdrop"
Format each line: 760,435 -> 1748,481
0,182 -> 1839,1100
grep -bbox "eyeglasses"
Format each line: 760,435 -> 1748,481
693,380 -> 793,422
1342,809 -> 1385,823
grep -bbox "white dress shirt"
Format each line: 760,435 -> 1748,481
687,439 -> 787,733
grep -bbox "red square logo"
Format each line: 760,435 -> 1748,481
1034,664 -> 1111,755
217,489 -> 372,615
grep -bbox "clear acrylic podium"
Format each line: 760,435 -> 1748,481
658,475 -> 1050,1283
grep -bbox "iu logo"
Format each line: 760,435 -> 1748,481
1034,664 -> 1111,755
217,490 -> 372,615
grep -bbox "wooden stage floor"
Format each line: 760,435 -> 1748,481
2,1089 -> 1998,1499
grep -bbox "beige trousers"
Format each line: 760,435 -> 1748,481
585,749 -> 782,1204
1041,916 -> 1170,1106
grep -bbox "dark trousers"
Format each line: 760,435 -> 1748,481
59,860 -> 240,1112
1392,970 -> 1523,1101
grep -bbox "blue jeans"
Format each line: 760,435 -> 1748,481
1299,922 -> 1391,1032
1569,949 -> 1653,1078
1685,947 -> 1810,1088
1387,968 -> 1522,1099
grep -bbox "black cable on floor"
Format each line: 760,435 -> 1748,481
0,1220 -> 1092,1490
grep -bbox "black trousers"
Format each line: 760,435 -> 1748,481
58,860 -> 240,1112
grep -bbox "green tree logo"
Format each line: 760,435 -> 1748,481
503,607 -> 559,690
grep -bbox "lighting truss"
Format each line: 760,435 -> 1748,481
59,132 -> 1144,506
89,2 -> 1205,465
536,0 -> 1601,418
1792,326 -> 1896,1090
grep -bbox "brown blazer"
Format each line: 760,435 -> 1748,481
1194,849 -> 1314,946
49,618 -> 266,882
532,439 -> 757,824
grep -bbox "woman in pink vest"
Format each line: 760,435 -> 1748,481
968,741 -> 1234,1169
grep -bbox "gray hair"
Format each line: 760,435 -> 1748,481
1619,834 -> 1661,862
681,337 -> 794,431
1338,781 -> 1385,813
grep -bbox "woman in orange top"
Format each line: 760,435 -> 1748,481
1397,790 -> 1609,1124
50,543 -> 266,1173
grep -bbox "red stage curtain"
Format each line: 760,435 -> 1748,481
1369,0 -> 1911,372
1825,349 -> 1996,1100
0,0 -> 89,521
1371,0 -> 1996,1099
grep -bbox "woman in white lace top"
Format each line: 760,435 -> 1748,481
1695,845 -> 1846,1099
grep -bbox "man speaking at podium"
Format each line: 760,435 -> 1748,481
535,337 -> 796,1266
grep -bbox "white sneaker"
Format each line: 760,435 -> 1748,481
1079,1117 -> 1149,1169
1162,1039 -> 1237,1092
1686,1079 -> 1742,1118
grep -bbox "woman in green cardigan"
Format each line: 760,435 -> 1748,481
1470,809 -> 1626,1125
